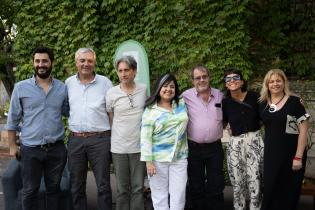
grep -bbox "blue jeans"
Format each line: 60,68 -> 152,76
20,141 -> 67,210
68,135 -> 112,210
187,140 -> 224,210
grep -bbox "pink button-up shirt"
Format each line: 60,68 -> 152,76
182,87 -> 223,143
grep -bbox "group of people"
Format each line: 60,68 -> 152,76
6,46 -> 310,210
222,68 -> 309,210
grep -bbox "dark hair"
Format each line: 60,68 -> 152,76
145,73 -> 180,108
223,67 -> 247,96
115,55 -> 137,71
191,64 -> 210,79
32,46 -> 54,62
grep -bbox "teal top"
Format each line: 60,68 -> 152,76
140,98 -> 189,162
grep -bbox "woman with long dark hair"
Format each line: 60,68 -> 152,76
140,73 -> 189,210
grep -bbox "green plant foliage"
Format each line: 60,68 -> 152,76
12,0 -> 253,92
13,0 -> 100,81
0,0 -> 17,96
248,0 -> 315,78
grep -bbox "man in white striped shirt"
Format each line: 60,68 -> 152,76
66,48 -> 113,210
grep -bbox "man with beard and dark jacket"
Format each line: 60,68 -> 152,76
6,46 -> 69,210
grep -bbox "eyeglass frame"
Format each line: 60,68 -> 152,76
127,94 -> 134,108
193,75 -> 209,81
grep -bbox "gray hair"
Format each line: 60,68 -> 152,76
115,55 -> 137,71
75,48 -> 96,61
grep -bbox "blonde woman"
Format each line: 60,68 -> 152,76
259,69 -> 310,210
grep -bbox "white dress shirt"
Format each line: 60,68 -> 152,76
66,73 -> 113,132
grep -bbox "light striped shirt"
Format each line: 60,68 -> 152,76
66,73 -> 113,132
140,98 -> 188,162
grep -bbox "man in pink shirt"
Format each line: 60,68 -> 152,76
182,64 -> 224,210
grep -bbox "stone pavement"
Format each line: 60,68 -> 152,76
0,154 -> 313,210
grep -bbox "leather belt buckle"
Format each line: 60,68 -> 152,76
71,131 -> 111,138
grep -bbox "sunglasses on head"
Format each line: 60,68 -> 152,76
224,75 -> 241,83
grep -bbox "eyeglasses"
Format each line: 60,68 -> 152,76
194,75 -> 209,81
127,94 -> 134,108
224,75 -> 241,83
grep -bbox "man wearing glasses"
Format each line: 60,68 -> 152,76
182,64 -> 225,210
106,56 -> 146,210
66,48 -> 113,210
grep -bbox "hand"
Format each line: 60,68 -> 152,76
292,159 -> 302,171
146,161 -> 156,177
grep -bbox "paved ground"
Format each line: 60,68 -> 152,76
0,154 -> 313,210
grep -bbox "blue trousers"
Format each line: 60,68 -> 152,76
20,141 -> 67,210
187,140 -> 224,210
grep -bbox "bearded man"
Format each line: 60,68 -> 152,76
6,46 -> 69,210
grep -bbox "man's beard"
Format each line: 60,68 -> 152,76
35,67 -> 52,79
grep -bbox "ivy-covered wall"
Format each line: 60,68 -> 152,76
249,0 -> 315,78
11,0 -> 315,92
12,0 -> 253,91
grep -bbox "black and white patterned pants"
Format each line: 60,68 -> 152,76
227,130 -> 264,210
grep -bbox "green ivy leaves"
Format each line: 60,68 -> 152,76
13,0 -> 253,91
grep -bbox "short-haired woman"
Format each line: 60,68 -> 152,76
222,68 -> 264,210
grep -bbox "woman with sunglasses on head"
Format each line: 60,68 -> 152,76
259,69 -> 310,210
222,68 -> 264,210
140,73 -> 189,210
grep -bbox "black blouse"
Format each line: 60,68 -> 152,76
222,91 -> 261,136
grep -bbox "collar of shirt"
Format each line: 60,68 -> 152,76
31,75 -> 55,93
193,87 -> 215,103
75,72 -> 96,84
152,100 -> 178,112
31,75 -> 54,86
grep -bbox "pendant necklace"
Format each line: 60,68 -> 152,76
269,94 -> 285,113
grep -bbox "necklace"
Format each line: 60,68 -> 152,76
269,94 -> 285,113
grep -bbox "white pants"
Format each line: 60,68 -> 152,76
227,130 -> 264,210
149,159 -> 187,210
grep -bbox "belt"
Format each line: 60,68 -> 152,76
188,139 -> 221,146
71,131 -> 111,138
36,140 -> 63,149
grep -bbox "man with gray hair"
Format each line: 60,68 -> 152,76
106,56 -> 146,210
66,48 -> 113,210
